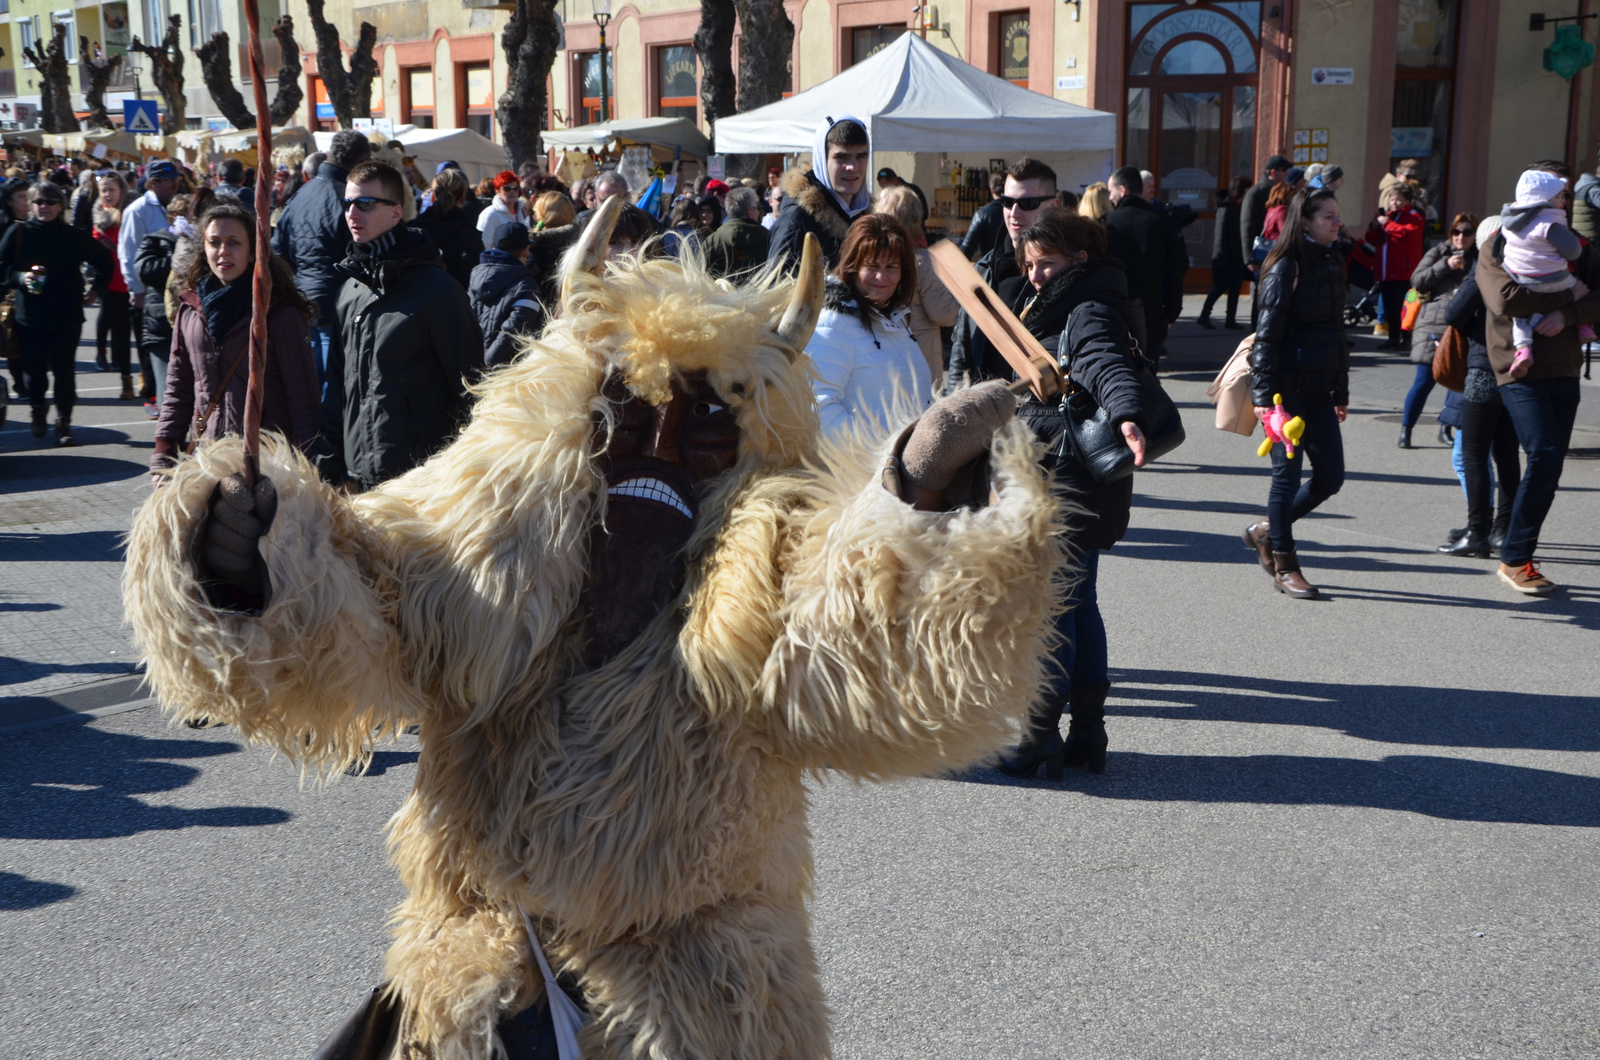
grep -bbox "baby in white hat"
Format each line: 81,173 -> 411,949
1499,168 -> 1594,377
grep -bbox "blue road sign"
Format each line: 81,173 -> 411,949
123,98 -> 160,134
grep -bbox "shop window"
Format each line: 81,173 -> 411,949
656,45 -> 697,122
405,67 -> 434,129
996,12 -> 1030,87
461,63 -> 493,139
1126,0 -> 1261,280
19,16 -> 39,65
576,51 -> 615,124
1391,0 -> 1458,231
850,26 -> 905,66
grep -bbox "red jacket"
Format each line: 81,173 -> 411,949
1367,206 -> 1425,283
152,292 -> 320,470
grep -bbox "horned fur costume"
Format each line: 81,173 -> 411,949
123,200 -> 1066,1060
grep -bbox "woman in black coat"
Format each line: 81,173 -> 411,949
993,209 -> 1150,779
1242,188 -> 1350,599
1200,175 -> 1251,329
0,180 -> 114,444
413,168 -> 486,291
1437,265 -> 1521,557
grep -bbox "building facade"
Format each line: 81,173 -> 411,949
544,0 -> 1596,251
0,0 -> 1590,250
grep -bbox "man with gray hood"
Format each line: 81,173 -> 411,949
768,115 -> 872,275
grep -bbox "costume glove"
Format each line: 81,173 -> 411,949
202,473 -> 278,597
900,380 -> 1017,493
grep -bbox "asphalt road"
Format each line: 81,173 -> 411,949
2,306 -> 1598,1059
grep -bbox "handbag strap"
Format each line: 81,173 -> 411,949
185,322 -> 252,456
519,909 -> 586,1060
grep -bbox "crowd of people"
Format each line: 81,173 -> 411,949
3,119 -> 1595,779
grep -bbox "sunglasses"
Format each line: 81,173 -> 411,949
342,196 -> 399,212
33,199 -> 57,207
1000,195 -> 1054,211
1451,228 -> 1473,236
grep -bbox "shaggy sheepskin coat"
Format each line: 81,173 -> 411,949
124,242 -> 1064,1060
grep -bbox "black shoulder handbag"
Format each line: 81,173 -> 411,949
1056,343 -> 1186,484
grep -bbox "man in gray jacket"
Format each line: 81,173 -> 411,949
315,160 -> 485,492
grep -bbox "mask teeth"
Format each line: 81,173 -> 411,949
607,477 -> 693,519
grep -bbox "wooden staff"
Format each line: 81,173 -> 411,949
927,240 -> 1066,402
239,0 -> 273,485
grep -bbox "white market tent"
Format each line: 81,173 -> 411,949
713,33 -> 1115,156
540,117 -> 712,162
313,126 -> 510,183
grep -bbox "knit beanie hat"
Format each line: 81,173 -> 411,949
1514,169 -> 1568,208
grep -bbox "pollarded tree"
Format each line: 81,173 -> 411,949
195,19 -> 305,131
80,37 -> 124,130
21,23 -> 80,133
305,0 -> 377,129
496,0 -> 561,171
694,0 -> 737,132
129,14 -> 187,135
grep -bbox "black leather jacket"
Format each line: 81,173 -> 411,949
1249,240 -> 1350,406
1022,257 -> 1149,552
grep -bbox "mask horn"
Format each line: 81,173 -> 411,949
773,233 -> 825,358
560,194 -> 627,308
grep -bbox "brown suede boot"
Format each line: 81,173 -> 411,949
1272,550 -> 1318,599
1241,520 -> 1273,573
119,373 -> 136,401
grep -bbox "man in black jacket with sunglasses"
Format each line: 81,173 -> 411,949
314,160 -> 484,493
946,157 -> 1061,390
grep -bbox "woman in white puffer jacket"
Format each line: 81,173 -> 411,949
805,213 -> 932,439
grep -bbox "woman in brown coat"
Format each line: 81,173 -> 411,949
151,200 -> 319,474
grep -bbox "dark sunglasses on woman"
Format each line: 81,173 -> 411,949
342,196 -> 399,212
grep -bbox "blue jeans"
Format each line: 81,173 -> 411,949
1266,392 -> 1345,552
309,323 -> 339,392
1402,360 -> 1435,427
1048,549 -> 1108,699
1496,376 -> 1580,566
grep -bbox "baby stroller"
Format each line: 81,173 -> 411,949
1343,254 -> 1379,327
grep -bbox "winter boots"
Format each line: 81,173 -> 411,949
996,695 -> 1066,781
1272,550 -> 1318,599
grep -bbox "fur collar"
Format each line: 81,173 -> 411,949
92,200 -> 122,230
780,168 -> 853,247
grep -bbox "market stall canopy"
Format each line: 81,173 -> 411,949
313,126 -> 509,183
713,33 -> 1116,155
540,117 -> 711,160
17,128 -> 142,160
177,126 -> 314,167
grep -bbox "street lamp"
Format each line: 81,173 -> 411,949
594,0 -> 611,123
126,47 -> 142,101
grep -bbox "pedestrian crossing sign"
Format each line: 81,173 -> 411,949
123,99 -> 160,134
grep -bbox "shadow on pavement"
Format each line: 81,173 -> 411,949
0,529 -> 126,562
354,750 -> 420,777
953,753 -> 1600,826
0,452 -> 147,493
0,871 -> 78,910
1,727 -> 293,841
1103,668 -> 1600,752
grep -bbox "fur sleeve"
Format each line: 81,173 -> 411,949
124,435 -> 424,773
756,420 -> 1064,778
